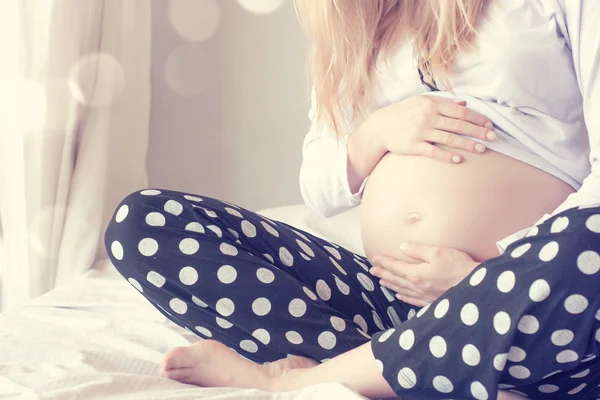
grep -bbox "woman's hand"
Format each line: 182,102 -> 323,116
372,96 -> 496,163
369,243 -> 481,307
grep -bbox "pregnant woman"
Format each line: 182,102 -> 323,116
105,0 -> 600,398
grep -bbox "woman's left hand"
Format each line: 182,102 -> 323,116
370,243 -> 480,307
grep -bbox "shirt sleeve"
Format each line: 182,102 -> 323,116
299,89 -> 366,217
495,0 -> 600,253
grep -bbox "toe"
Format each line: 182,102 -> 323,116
161,346 -> 195,371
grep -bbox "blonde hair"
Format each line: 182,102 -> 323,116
295,0 -> 491,134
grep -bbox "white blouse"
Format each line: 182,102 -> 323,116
299,0 -> 600,251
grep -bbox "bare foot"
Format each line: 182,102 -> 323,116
159,340 -> 318,390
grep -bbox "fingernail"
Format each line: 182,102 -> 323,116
486,131 -> 496,140
475,143 -> 486,153
400,243 -> 409,250
485,121 -> 493,129
452,155 -> 461,163
369,267 -> 376,275
453,99 -> 465,104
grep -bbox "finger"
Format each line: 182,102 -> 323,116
378,269 -> 420,293
434,114 -> 493,141
395,292 -> 430,307
437,101 -> 493,130
369,266 -> 383,277
379,279 -> 422,299
414,142 -> 462,164
399,242 -> 439,262
373,256 -> 416,278
426,129 -> 486,154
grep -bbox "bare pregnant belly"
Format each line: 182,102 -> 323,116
360,148 -> 575,262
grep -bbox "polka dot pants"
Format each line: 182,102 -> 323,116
372,205 -> 600,399
104,189 -> 415,363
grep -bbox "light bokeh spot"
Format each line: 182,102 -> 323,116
165,44 -> 216,97
68,52 -> 125,107
236,0 -> 285,15
169,0 -> 221,42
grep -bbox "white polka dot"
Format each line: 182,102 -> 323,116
256,268 -> 274,283
596,329 -> 600,342
334,275 -> 350,295
529,279 -> 551,302
147,271 -> 166,287
128,278 -> 143,292
429,336 -> 447,358
380,286 -> 396,302
497,271 -> 516,293
362,293 -> 376,309
279,247 -> 294,266
140,189 -> 161,196
493,353 -> 508,371
399,329 -> 415,350
354,258 -> 370,272
292,229 -> 310,242
586,214 -> 600,233
470,381 -> 488,400
227,228 -> 239,239
433,376 -> 453,393
225,207 -> 243,218
195,326 -> 212,337
261,221 -> 279,237
303,286 -> 317,300
144,212 -> 166,227
568,383 -> 586,395
183,194 -> 203,202
577,251 -> 600,275
206,225 -> 222,237
539,241 -> 559,261
251,297 -> 271,316
169,298 -> 188,314
179,266 -> 199,285
556,350 -> 579,363
288,298 -> 307,317
192,296 -> 208,307
571,369 -> 590,378
240,220 -> 256,238
378,328 -> 396,342
295,239 -> 314,257
357,273 -> 375,291
387,306 -> 402,326
518,315 -> 539,334
184,221 -> 204,232
357,328 -> 371,339
551,216 -> 569,233
397,367 -> 417,389
543,370 -> 563,379
373,311 -> 385,330
526,226 -> 539,237
216,298 -> 235,316
138,238 -> 159,256
285,331 -> 303,344
493,312 -> 511,335
263,253 -> 274,263
217,265 -> 237,284
460,303 -> 479,326
330,316 -> 346,332
511,243 -> 531,258
202,208 -> 218,218
417,303 -> 430,318
538,384 -> 559,393
111,241 -> 124,260
240,339 -> 258,353
508,346 -> 527,362
252,328 -> 270,345
220,242 -> 238,256
407,309 -> 417,320
353,314 -> 368,333
318,331 -> 336,349
115,205 -> 129,223
375,359 -> 384,373
508,365 -> 530,379
300,252 -> 311,261
316,280 -> 331,301
324,245 -> 341,260
164,200 -> 183,216
564,294 -> 589,314
329,257 -> 348,276
433,299 -> 450,319
469,268 -> 487,286
462,344 -> 481,366
179,238 -> 200,256
216,317 -> 233,328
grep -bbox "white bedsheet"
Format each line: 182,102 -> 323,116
0,205 -> 366,400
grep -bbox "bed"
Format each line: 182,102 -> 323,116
0,205 -> 366,400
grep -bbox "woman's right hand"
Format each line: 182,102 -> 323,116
371,95 -> 496,163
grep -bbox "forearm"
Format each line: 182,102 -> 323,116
346,112 -> 387,193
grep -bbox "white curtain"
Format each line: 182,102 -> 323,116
0,0 -> 151,311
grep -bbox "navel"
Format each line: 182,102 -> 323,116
405,212 -> 423,225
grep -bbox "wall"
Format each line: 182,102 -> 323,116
148,0 -> 310,211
